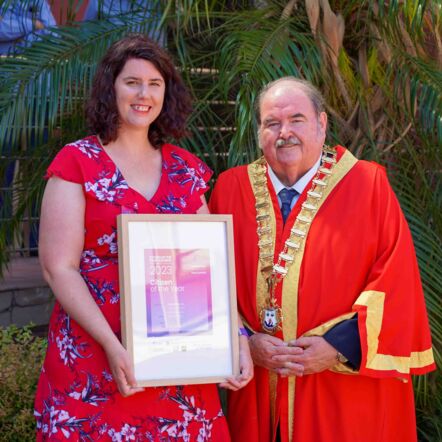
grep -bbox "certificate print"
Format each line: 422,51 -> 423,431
118,214 -> 239,386
144,248 -> 213,337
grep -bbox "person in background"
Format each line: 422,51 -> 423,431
83,0 -> 164,42
83,0 -> 154,21
210,76 -> 435,442
34,33 -> 252,441
0,1 -> 57,254
0,0 -> 55,55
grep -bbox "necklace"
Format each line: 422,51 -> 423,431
251,145 -> 338,334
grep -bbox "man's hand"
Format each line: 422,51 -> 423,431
33,19 -> 45,30
249,333 -> 304,377
279,336 -> 337,375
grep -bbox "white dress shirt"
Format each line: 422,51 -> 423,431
268,156 -> 321,209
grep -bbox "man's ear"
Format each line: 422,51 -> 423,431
318,112 -> 328,136
257,130 -> 263,150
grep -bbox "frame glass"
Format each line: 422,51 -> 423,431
117,214 -> 239,387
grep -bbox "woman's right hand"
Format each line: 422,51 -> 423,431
104,340 -> 145,397
219,333 -> 254,391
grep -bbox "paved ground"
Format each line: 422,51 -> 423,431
0,257 -> 47,291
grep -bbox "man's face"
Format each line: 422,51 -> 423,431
258,82 -> 327,185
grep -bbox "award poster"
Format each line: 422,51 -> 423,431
144,248 -> 213,337
118,214 -> 239,386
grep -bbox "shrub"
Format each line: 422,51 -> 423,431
0,325 -> 46,441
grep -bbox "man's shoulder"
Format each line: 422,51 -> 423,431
210,164 -> 252,211
217,164 -> 249,183
213,166 -> 249,198
336,146 -> 387,182
352,158 -> 388,184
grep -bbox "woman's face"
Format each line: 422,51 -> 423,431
114,58 -> 166,134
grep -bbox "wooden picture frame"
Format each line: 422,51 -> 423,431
117,214 -> 239,387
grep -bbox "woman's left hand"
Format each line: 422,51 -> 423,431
219,334 -> 254,391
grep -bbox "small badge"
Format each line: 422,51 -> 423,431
260,301 -> 283,334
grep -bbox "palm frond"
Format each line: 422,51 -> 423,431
0,1 -> 440,437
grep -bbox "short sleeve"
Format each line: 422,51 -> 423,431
176,147 -> 213,195
45,145 -> 84,184
160,144 -> 213,214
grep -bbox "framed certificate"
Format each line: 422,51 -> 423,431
117,214 -> 239,387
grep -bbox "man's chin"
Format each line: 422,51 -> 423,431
275,149 -> 301,164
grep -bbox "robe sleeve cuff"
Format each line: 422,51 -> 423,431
323,317 -> 361,370
301,312 -> 359,374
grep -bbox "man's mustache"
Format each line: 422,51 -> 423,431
275,137 -> 300,147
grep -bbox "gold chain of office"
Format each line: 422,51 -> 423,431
251,145 -> 338,334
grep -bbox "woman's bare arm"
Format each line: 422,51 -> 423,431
39,177 -> 143,397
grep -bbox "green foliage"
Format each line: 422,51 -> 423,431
0,0 -> 440,438
414,370 -> 442,442
0,325 -> 47,441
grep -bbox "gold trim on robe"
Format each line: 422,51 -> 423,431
283,149 -> 358,441
354,290 -> 435,375
248,149 -> 359,442
247,160 -> 278,423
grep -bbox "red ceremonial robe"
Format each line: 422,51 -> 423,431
209,146 -> 435,442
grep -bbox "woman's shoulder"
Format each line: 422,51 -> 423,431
162,143 -> 200,161
46,135 -> 104,183
60,135 -> 103,160
159,144 -> 212,204
162,143 -> 212,175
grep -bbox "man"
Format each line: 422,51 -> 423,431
82,0 -> 164,44
0,1 -> 55,55
209,77 -> 435,442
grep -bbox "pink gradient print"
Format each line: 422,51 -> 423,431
144,248 -> 213,337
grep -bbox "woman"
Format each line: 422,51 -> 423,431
35,34 -> 252,441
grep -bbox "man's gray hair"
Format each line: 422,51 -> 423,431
255,77 -> 325,124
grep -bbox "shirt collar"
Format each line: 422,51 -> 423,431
267,156 -> 321,195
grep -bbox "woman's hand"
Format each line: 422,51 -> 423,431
104,339 -> 145,397
219,334 -> 254,391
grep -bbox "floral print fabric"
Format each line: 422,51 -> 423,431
34,136 -> 230,441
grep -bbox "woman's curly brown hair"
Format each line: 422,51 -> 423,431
86,34 -> 192,148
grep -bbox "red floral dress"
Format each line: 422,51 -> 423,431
34,136 -> 230,441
